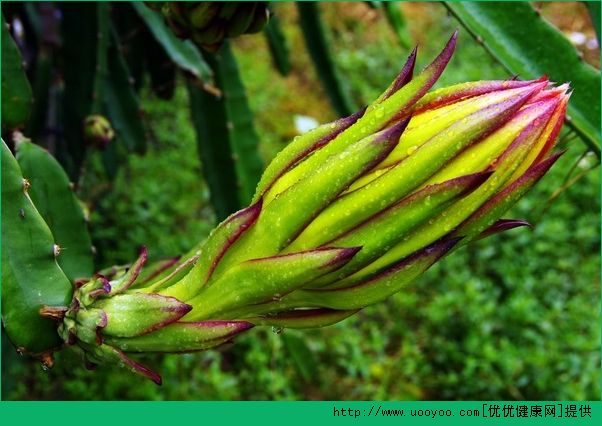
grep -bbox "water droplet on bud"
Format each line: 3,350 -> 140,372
406,146 -> 418,156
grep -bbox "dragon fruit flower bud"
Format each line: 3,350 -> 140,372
83,115 -> 115,149
162,35 -> 568,325
55,34 -> 569,384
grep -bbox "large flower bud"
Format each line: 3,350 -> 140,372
164,33 -> 567,324
58,33 -> 569,383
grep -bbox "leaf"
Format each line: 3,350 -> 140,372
131,2 -> 212,83
445,2 -> 601,157
16,140 -> 95,281
1,12 -> 33,131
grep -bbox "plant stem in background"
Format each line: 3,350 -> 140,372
263,8 -> 291,76
189,41 -> 264,221
297,2 -> 356,117
187,79 -> 241,221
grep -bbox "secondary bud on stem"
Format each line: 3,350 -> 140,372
83,115 -> 115,149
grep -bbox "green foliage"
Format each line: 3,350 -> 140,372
1,12 -> 33,131
16,140 -> 94,281
446,1 -> 601,156
1,140 -> 73,354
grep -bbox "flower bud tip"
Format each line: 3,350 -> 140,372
477,219 -> 532,240
326,246 -> 362,267
379,118 -> 410,143
384,46 -> 418,98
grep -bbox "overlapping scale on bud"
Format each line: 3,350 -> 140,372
148,2 -> 269,52
58,247 -> 253,384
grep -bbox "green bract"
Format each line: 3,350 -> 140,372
3,33 -> 569,384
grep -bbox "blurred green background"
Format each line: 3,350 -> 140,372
2,2 -> 600,400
